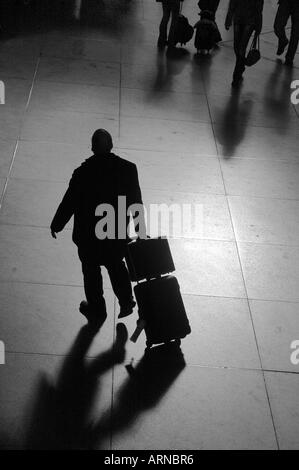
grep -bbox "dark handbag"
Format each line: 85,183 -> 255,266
245,33 -> 261,67
174,2 -> 194,46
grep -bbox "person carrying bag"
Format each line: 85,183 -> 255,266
156,0 -> 184,50
225,0 -> 264,88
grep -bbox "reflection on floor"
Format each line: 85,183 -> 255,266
0,0 -> 299,450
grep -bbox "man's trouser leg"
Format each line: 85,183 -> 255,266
286,16 -> 299,62
78,249 -> 107,313
159,2 -> 171,43
274,3 -> 290,44
233,24 -> 255,81
168,0 -> 181,46
105,259 -> 133,308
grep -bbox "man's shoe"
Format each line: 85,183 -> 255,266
79,301 -> 107,328
118,300 -> 136,319
277,38 -> 289,56
285,58 -> 293,67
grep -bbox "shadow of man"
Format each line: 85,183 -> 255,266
25,325 -> 185,450
89,341 -> 186,449
151,49 -> 190,94
25,322 -> 128,450
263,59 -> 295,135
214,89 -> 253,158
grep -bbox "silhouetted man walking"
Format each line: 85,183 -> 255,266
274,0 -> 299,67
225,0 -> 264,88
51,130 -> 146,326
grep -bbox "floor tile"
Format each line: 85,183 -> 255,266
181,295 -> 260,368
0,56 -> 37,80
0,36 -> 42,60
250,300 -> 299,372
121,43 -> 167,66
169,238 -> 246,298
0,281 -> 115,357
11,140 -> 87,182
0,224 -> 112,288
209,88 -> 298,130
214,122 -> 299,160
121,60 -> 205,95
121,87 -> 209,123
138,159 -> 224,194
265,372 -> 299,450
229,196 -> 299,245
0,178 -> 69,228
0,178 -> 6,199
239,242 -> 299,302
21,109 -> 119,146
37,57 -> 120,87
221,158 -> 299,199
0,78 -> 32,111
0,110 -> 23,141
142,190 -> 234,240
117,148 -> 218,167
0,140 -> 16,178
42,36 -> 121,63
29,81 -> 119,115
0,225 -> 82,286
120,116 -> 217,154
110,365 -> 277,450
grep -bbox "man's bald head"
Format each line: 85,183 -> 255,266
92,129 -> 113,155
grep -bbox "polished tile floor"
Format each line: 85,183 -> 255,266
0,0 -> 299,450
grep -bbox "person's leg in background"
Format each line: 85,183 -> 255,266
232,24 -> 245,86
274,1 -> 291,55
285,4 -> 299,65
158,1 -> 171,47
167,0 -> 181,48
232,24 -> 255,87
105,258 -> 135,318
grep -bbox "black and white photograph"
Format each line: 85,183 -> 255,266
0,0 -> 299,453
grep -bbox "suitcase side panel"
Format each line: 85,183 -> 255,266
126,238 -> 175,282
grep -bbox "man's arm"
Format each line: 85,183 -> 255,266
255,0 -> 264,34
225,0 -> 237,29
50,170 -> 78,238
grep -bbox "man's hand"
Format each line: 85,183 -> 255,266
255,24 -> 262,35
51,229 -> 57,239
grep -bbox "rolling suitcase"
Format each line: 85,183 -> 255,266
134,275 -> 191,348
126,238 -> 191,349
